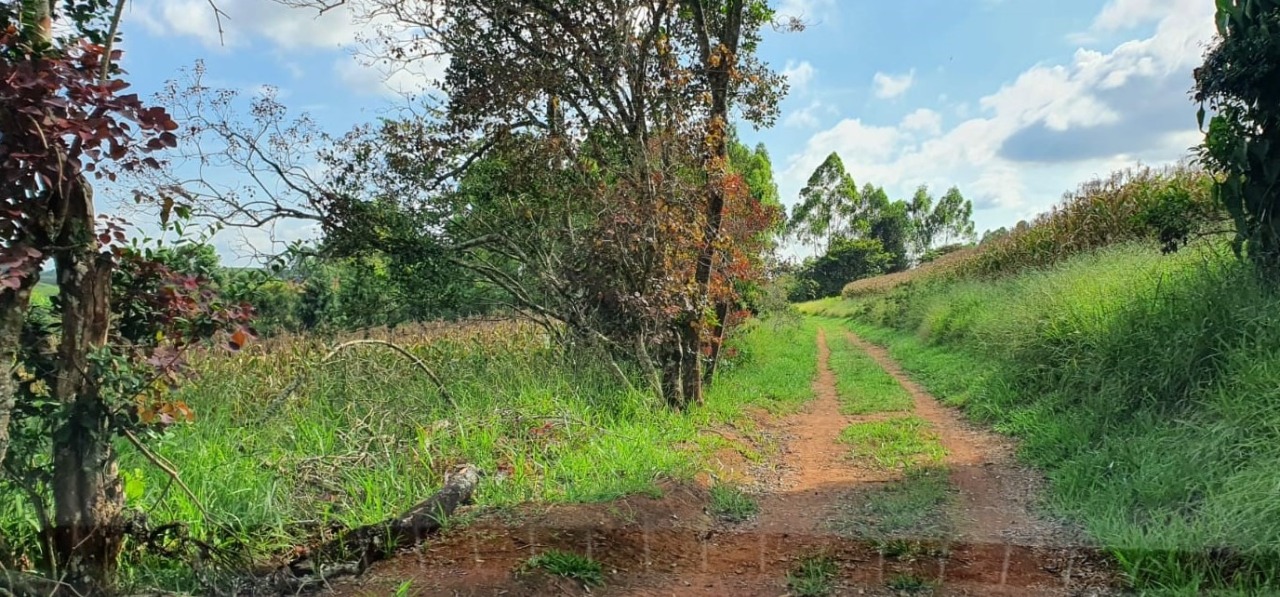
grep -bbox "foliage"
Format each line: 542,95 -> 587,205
1194,0 -> 1280,276
961,166 -> 1217,277
791,238 -> 892,300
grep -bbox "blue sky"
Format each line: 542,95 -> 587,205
113,0 -> 1214,262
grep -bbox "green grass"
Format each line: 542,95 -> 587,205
520,549 -> 605,587
830,466 -> 952,545
838,416 -> 945,469
703,316 -> 819,417
813,241 -> 1280,595
786,554 -> 838,597
0,317 -> 821,592
708,484 -> 758,522
821,325 -> 913,414
886,573 -> 934,594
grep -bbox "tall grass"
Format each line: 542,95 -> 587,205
0,317 -> 819,592
839,165 -> 1217,299
824,242 -> 1280,594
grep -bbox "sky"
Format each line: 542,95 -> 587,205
111,0 -> 1217,263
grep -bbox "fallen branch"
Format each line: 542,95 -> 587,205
121,428 -> 211,520
264,464 -> 482,593
0,570 -> 82,597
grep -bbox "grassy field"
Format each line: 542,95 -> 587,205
807,241 -> 1280,595
0,316 -> 819,591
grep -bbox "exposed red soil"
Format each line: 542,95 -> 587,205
326,328 -> 1117,597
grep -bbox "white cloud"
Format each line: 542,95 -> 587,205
784,100 -> 840,129
130,0 -> 434,97
873,70 -> 915,99
1090,0 -> 1167,32
131,0 -> 358,49
901,109 -> 943,136
783,60 -> 817,94
778,0 -> 1213,240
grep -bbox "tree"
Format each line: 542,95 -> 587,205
788,152 -> 860,254
274,0 -> 789,407
906,184 -> 975,258
932,186 -> 976,246
1194,0 -> 1280,277
869,200 -> 913,273
907,185 -> 936,256
795,237 -> 891,298
0,2 -> 246,588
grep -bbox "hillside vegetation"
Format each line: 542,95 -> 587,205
804,166 -> 1280,594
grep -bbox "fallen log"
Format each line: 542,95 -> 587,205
264,464 -> 482,594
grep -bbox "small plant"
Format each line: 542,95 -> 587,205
786,554 -> 838,597
709,484 -> 759,522
393,581 -> 414,597
887,573 -> 934,594
520,550 -> 605,587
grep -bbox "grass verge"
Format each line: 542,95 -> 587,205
838,416 -> 945,470
0,317 -> 820,592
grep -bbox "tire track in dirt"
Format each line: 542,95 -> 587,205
841,331 -> 1074,548
754,327 -> 892,538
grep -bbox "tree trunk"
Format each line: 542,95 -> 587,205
0,275 -> 36,470
47,181 -> 123,590
702,301 -> 731,386
661,341 -> 686,409
684,0 -> 744,404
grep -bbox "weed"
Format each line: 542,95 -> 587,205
831,466 -> 952,544
886,573 -> 934,593
838,417 -> 946,469
708,484 -> 758,522
786,554 -> 838,597
520,549 -> 605,587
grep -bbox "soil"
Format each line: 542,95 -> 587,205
324,328 -> 1119,597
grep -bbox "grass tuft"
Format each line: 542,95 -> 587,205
831,466 -> 952,545
786,554 -> 838,597
708,484 -> 758,523
886,572 -> 934,593
838,416 -> 945,469
520,549 -> 605,587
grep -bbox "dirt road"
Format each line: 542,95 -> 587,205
328,325 -> 1114,596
